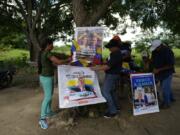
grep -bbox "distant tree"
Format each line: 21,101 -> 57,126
0,0 -> 73,61
0,0 -> 179,61
134,30 -> 180,53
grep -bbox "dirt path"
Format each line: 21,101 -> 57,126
0,76 -> 180,135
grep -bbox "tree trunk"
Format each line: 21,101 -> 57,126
26,29 -> 41,62
72,0 -> 88,26
72,0 -> 115,26
28,40 -> 33,61
85,0 -> 115,26
29,42 -> 39,62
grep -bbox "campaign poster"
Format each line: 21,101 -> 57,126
130,73 -> 159,116
58,65 -> 106,108
71,27 -> 104,67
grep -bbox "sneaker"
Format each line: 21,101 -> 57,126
171,98 -> 176,103
117,108 -> 121,112
103,112 -> 117,118
39,119 -> 48,129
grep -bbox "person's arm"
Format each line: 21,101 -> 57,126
77,33 -> 87,40
122,51 -> 131,60
153,49 -> 174,74
153,65 -> 173,74
92,51 -> 121,71
49,56 -> 71,65
91,65 -> 110,71
93,32 -> 102,40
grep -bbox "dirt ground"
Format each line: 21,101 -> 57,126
0,73 -> 180,135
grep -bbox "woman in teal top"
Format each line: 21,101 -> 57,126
38,38 -> 70,129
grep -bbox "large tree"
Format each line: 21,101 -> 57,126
0,0 -> 118,61
72,0 -> 115,26
0,0 -> 73,61
0,0 -> 179,61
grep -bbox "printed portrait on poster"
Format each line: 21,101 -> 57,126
130,73 -> 159,116
71,27 -> 104,67
58,65 -> 106,108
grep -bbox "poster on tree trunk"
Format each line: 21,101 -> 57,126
58,65 -> 106,108
130,73 -> 159,116
71,27 -> 104,67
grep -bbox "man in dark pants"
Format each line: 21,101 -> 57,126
150,39 -> 175,109
92,39 -> 122,118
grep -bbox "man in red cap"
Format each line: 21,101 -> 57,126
91,39 -> 122,118
113,35 -> 121,42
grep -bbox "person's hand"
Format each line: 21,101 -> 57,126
153,68 -> 160,74
66,57 -> 72,65
67,57 -> 72,62
91,66 -> 99,71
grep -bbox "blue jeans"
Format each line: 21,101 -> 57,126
40,75 -> 54,119
160,74 -> 174,105
102,74 -> 120,114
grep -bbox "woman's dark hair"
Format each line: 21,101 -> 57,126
41,38 -> 54,51
38,38 -> 54,74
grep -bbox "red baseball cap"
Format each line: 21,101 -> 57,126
112,35 -> 121,42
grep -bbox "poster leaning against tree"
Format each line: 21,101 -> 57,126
58,65 -> 106,108
130,73 -> 160,116
71,27 -> 104,67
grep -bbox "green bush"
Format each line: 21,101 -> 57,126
0,49 -> 29,69
0,33 -> 27,49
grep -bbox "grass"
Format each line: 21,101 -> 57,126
173,48 -> 180,69
0,48 -> 29,69
0,46 -> 180,70
53,45 -> 71,55
0,46 -> 179,87
0,48 -> 29,61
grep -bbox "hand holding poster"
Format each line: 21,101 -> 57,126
58,65 -> 106,108
130,73 -> 159,116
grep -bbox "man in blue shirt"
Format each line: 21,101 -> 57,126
150,39 -> 175,109
92,39 -> 122,118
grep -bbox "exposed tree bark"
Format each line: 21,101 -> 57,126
29,30 -> 41,61
72,0 -> 115,26
14,0 -> 43,61
85,0 -> 115,26
25,28 -> 43,61
72,0 -> 88,26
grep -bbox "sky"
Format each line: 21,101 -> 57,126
54,27 -> 143,46
54,16 -> 164,47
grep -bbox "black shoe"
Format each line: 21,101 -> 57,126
103,113 -> 117,118
117,108 -> 120,112
171,98 -> 176,103
160,103 -> 170,109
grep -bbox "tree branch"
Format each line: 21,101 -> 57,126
85,0 -> 116,26
72,0 -> 88,26
14,0 -> 27,22
0,1 -> 19,12
72,0 -> 115,26
32,0 -> 46,31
